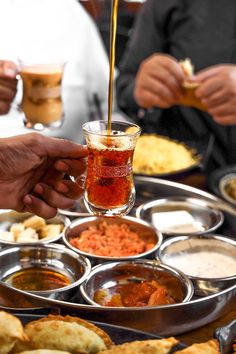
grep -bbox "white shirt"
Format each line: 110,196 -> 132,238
0,0 -> 111,142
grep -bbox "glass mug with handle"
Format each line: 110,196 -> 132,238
83,120 -> 141,216
18,59 -> 66,130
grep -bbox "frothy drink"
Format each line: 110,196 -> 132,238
20,64 -> 64,127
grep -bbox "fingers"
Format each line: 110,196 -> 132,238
134,54 -> 184,108
42,136 -> 88,159
0,60 -> 18,79
23,194 -> 58,219
0,100 -> 11,115
55,178 -> 85,199
195,78 -> 222,99
33,183 -> 76,210
54,157 -> 87,177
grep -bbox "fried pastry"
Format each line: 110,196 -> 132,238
0,311 -> 28,354
174,339 -> 220,354
13,314 -> 113,354
97,337 -> 179,354
179,58 -> 206,111
17,351 -> 71,354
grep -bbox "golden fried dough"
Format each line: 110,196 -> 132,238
97,337 -> 179,354
174,339 -> 220,354
0,311 -> 28,354
17,350 -> 71,354
13,315 -> 113,354
179,58 -> 206,111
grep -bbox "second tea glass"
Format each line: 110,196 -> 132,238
19,60 -> 65,130
83,120 -> 141,216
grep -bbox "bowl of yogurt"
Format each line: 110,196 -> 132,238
156,234 -> 236,296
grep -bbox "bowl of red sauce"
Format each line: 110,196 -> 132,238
80,260 -> 193,308
62,216 -> 162,263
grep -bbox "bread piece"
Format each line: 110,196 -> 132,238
0,231 -> 15,242
97,338 -> 179,354
0,311 -> 28,354
174,339 -> 220,354
179,58 -> 206,111
39,224 -> 62,239
10,223 -> 25,239
16,228 -> 39,243
23,216 -> 46,230
13,314 -> 113,354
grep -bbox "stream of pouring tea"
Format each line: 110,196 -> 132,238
107,0 -> 119,134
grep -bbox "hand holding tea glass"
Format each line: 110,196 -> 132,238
83,120 -> 141,216
18,59 -> 65,130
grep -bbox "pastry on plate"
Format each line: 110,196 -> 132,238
0,311 -> 28,354
13,314 -> 113,354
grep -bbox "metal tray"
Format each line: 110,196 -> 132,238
0,176 -> 236,336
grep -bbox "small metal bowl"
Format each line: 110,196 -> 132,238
0,243 -> 91,300
0,210 -> 70,247
219,173 -> 236,206
80,260 -> 194,307
136,196 -> 224,236
62,216 -> 162,264
156,235 -> 236,296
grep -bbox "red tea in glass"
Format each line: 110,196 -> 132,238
83,120 -> 141,216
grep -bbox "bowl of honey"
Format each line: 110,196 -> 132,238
0,243 -> 91,300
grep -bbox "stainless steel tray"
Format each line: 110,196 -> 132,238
0,176 -> 236,336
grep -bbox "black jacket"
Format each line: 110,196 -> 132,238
116,0 -> 236,170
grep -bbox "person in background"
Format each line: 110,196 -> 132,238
0,0 -> 112,142
0,133 -> 87,218
116,0 -> 236,172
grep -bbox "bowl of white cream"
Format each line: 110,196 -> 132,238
156,234 -> 236,296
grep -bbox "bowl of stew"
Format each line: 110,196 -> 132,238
80,259 -> 193,308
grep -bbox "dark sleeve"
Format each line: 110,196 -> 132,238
116,0 -> 174,118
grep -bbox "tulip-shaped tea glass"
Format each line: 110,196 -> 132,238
19,60 -> 65,130
83,120 -> 141,216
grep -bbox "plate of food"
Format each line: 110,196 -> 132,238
0,310 -> 225,354
0,210 -> 70,246
132,134 -> 202,179
207,165 -> 236,206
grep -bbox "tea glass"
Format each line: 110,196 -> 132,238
19,60 -> 65,130
83,120 -> 141,216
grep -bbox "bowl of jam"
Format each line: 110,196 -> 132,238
0,243 -> 91,300
80,259 -> 193,308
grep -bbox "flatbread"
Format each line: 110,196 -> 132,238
174,339 -> 220,354
13,314 -> 113,354
0,311 -> 28,354
97,337 -> 179,354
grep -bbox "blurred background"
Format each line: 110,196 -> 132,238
79,0 -> 145,68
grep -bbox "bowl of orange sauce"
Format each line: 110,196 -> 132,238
62,216 -> 162,264
80,260 -> 193,308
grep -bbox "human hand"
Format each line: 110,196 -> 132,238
193,65 -> 236,125
134,54 -> 184,109
0,60 -> 18,114
0,133 -> 88,218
